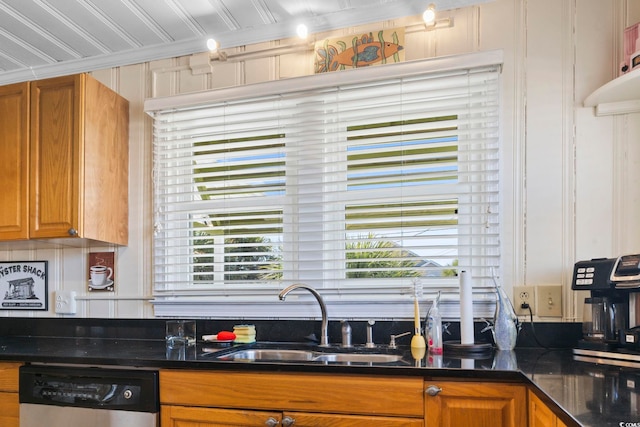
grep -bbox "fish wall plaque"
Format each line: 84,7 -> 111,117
314,29 -> 405,73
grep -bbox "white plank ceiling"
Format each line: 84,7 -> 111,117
0,0 -> 490,85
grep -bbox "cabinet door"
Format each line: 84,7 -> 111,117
529,390 -> 554,427
81,75 -> 129,245
29,75 -> 81,239
284,411 -> 424,426
0,363 -> 21,427
529,389 -> 569,427
0,391 -> 18,427
0,82 -> 29,240
161,405 -> 281,427
0,362 -> 20,392
424,381 -> 526,427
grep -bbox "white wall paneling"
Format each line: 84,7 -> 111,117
1,0 -> 639,321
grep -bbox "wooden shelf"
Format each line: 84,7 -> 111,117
583,68 -> 640,116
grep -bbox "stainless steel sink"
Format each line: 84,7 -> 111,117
214,347 -> 405,364
217,349 -> 316,362
313,353 -> 403,363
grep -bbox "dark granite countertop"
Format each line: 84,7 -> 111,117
0,335 -> 638,427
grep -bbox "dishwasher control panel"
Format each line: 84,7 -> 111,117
19,365 -> 159,412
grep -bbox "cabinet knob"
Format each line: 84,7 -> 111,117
282,416 -> 296,426
265,417 -> 280,427
68,228 -> 77,236
425,385 -> 442,396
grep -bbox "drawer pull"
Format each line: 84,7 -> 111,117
282,416 -> 296,426
265,417 -> 279,427
426,385 -> 442,396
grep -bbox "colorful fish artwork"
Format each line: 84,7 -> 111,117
314,29 -> 405,73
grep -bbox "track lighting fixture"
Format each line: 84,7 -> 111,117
423,3 -> 436,25
296,23 -> 308,39
206,38 -> 218,52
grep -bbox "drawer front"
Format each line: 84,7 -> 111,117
160,370 -> 424,417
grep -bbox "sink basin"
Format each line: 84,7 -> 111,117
313,353 -> 403,363
217,349 -> 315,362
213,347 -> 406,364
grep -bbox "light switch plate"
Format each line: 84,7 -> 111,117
536,285 -> 562,317
55,290 -> 77,315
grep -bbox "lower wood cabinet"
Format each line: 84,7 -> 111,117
160,369 -> 424,426
424,380 -> 527,427
0,391 -> 19,427
0,360 -> 575,427
161,405 -> 424,426
282,412 -> 424,426
0,362 -> 21,427
161,405 -> 281,426
161,369 -> 576,427
528,389 -> 568,427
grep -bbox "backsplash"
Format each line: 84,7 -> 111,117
0,318 -> 582,349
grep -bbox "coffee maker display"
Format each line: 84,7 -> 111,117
572,255 -> 640,367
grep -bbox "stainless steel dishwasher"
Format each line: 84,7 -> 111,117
19,365 -> 159,427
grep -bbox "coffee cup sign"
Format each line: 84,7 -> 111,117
88,252 -> 115,291
90,265 -> 113,287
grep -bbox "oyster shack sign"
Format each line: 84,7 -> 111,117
0,261 -> 48,310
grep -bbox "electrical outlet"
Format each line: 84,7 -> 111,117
514,286 -> 535,316
536,285 -> 562,317
55,290 -> 77,315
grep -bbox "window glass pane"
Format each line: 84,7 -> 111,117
191,133 -> 285,284
345,115 -> 459,280
148,57 -> 501,313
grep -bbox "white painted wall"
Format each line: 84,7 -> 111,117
1,0 -> 639,320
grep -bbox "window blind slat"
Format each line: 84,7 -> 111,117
149,58 -> 501,302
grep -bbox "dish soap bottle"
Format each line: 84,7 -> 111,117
427,292 -> 443,355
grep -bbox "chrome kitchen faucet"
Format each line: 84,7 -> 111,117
278,284 -> 329,347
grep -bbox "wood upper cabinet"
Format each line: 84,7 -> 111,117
0,74 -> 129,245
424,381 -> 527,427
0,83 -> 29,240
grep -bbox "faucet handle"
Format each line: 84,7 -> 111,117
341,320 -> 352,348
365,320 -> 376,348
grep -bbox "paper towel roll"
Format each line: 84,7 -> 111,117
459,270 -> 474,345
461,358 -> 475,369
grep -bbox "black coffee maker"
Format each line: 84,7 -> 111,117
572,255 -> 640,353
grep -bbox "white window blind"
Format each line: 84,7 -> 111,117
146,52 -> 502,318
